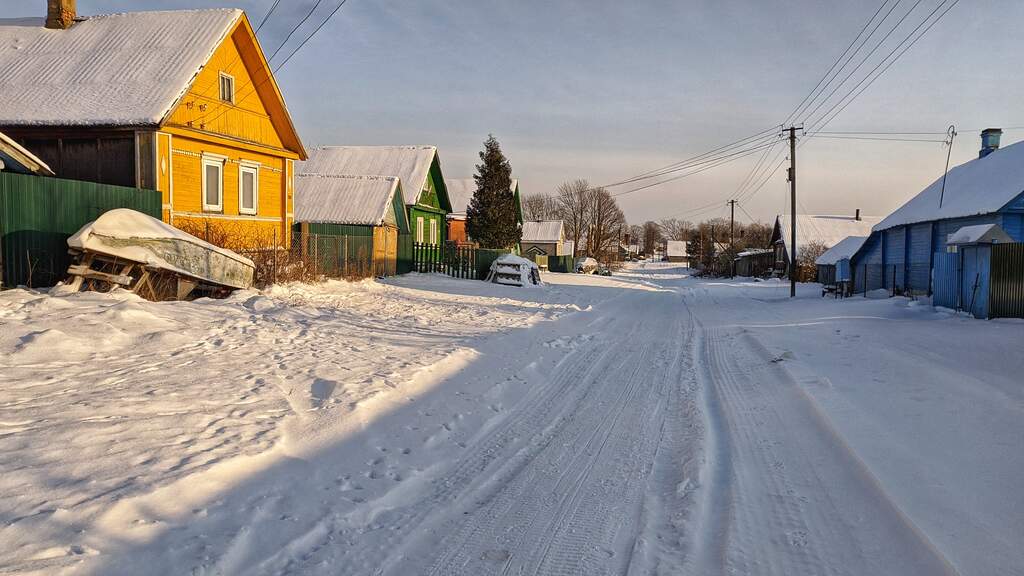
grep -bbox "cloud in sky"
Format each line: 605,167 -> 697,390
9,0 -> 1023,224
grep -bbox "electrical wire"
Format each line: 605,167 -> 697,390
784,0 -> 898,126
804,0 -> 960,134
266,0 -> 326,63
192,0 -> 351,128
255,0 -> 282,32
610,139 -> 781,199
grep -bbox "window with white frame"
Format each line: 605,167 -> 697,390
219,72 -> 235,104
430,218 -> 437,244
238,162 -> 258,215
416,216 -> 424,243
201,155 -> 224,211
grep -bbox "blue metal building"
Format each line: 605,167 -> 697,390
851,129 -> 1024,295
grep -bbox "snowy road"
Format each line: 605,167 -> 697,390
2,264 -> 1022,575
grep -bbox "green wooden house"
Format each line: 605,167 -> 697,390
299,146 -> 452,247
293,173 -> 410,276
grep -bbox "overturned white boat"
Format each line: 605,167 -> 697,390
66,209 -> 254,300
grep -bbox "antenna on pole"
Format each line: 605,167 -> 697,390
938,124 -> 956,209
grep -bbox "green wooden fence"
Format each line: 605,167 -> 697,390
0,172 -> 162,288
412,242 -> 509,280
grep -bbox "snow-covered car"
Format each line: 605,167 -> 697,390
574,257 -> 598,274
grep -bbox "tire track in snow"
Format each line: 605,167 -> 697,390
374,289 -> 695,575
695,326 -> 959,576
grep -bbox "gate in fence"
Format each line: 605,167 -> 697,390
412,242 -> 509,280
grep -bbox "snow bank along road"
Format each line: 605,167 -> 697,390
1,264 -> 1021,575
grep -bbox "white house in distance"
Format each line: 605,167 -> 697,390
520,220 -> 567,267
771,211 -> 880,276
665,240 -> 689,264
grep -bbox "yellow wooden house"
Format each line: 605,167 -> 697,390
0,3 -> 307,248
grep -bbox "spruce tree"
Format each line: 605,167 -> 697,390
466,135 -> 521,249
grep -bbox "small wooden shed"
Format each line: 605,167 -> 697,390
293,174 -> 410,277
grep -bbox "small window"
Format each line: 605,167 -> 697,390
416,216 -> 425,243
202,156 -> 224,211
239,163 -> 258,215
430,218 -> 438,244
219,72 -> 235,104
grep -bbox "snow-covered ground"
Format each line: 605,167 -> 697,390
0,263 -> 1021,575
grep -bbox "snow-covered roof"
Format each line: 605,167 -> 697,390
946,224 -> 1014,246
775,214 -> 880,260
875,140 -> 1024,231
665,240 -> 687,257
815,236 -> 868,265
294,174 -> 400,227
522,220 -> 563,243
443,177 -> 519,218
0,130 -> 53,175
737,248 -> 773,258
300,146 -> 441,208
0,10 -> 241,126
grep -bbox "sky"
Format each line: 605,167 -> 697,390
7,0 -> 1024,225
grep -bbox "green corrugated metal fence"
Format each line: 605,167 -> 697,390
0,172 -> 161,288
990,242 -> 1024,319
547,255 -> 574,273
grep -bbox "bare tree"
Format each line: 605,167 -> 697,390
522,192 -> 559,221
585,188 -> 626,262
641,221 -> 662,257
658,218 -> 692,242
555,179 -> 592,254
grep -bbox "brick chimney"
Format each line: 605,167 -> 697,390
980,128 -> 1003,158
45,0 -> 76,30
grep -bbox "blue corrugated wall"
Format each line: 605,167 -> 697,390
885,228 -> 906,289
907,223 -> 932,292
932,252 -> 960,309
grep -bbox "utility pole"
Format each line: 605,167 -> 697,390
785,126 -> 800,298
728,199 -> 737,277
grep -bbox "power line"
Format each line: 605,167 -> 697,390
783,0 -> 896,126
600,126 -> 782,189
611,139 -> 781,199
255,0 -> 282,32
272,0 -> 350,73
805,0 -> 960,133
799,0 -> 924,126
809,135 -> 947,143
266,0 -> 326,63
192,0 -> 350,128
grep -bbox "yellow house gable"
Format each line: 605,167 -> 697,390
163,15 -> 304,157
152,13 -> 304,249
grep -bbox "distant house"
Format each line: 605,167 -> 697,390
300,146 -> 451,246
0,4 -> 308,247
444,177 -> 523,245
563,240 -> 576,258
851,129 -> 1024,296
0,131 -> 52,176
293,174 -> 410,276
665,240 -> 689,264
815,235 -> 868,295
770,212 -> 880,276
521,220 -> 566,266
734,248 -> 774,278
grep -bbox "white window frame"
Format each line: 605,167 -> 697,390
429,218 -> 438,244
416,216 -> 425,243
201,153 -> 226,212
238,161 -> 259,215
219,72 -> 235,104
